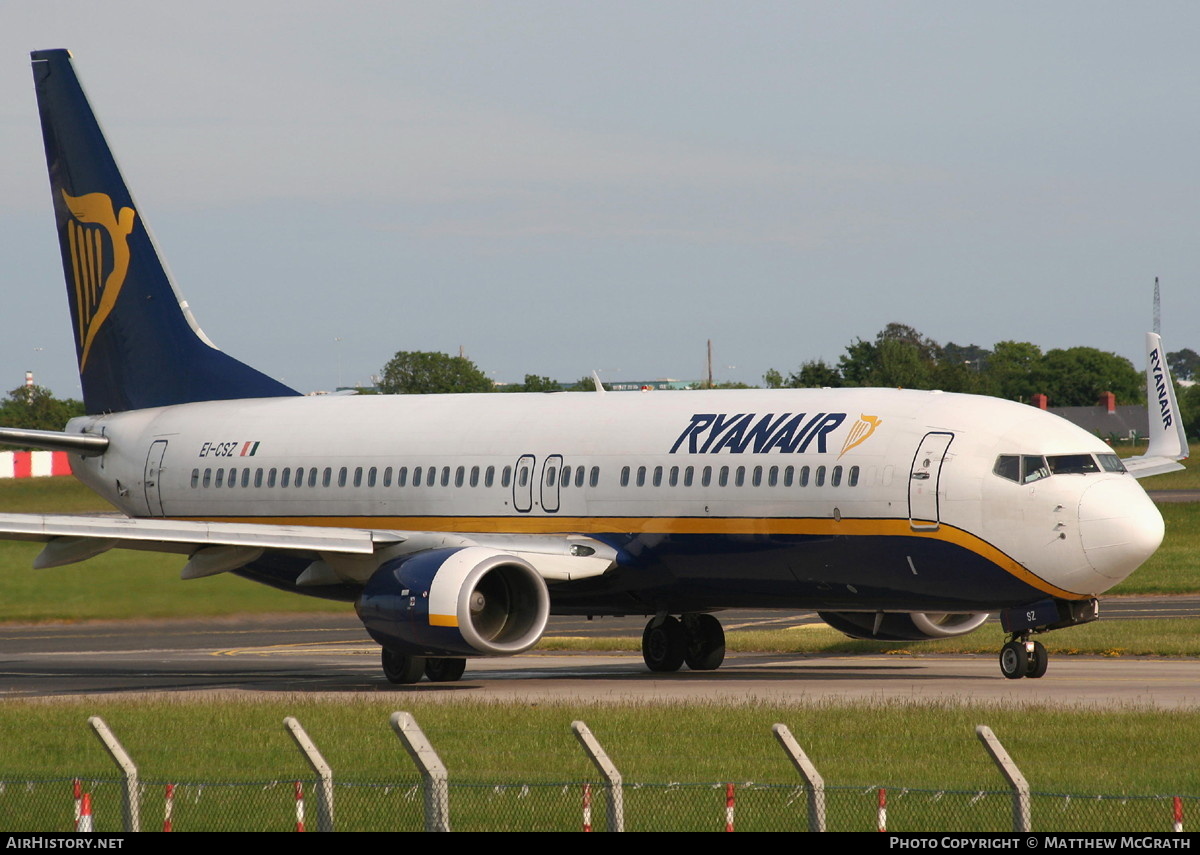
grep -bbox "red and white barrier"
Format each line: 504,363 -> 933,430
295,781 -> 305,832
724,783 -> 735,832
878,787 -> 887,832
0,451 -> 71,479
164,783 -> 175,832
582,782 -> 592,832
78,792 -> 93,832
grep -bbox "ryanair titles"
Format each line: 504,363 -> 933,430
1148,348 -> 1176,429
670,412 -> 847,455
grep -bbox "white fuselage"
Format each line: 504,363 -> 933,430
67,387 -> 1163,613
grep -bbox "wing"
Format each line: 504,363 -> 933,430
0,513 -> 616,583
1123,332 -> 1189,479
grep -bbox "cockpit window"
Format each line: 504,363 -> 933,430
995,452 -> 1120,483
1022,456 -> 1050,483
993,455 -> 1020,482
1047,454 -> 1100,475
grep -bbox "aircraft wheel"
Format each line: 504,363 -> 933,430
1026,641 -> 1048,679
382,648 -> 425,684
999,641 -> 1027,680
682,613 -> 726,671
642,616 -> 686,672
425,657 -> 467,682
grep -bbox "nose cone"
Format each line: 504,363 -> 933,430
1077,479 -> 1164,585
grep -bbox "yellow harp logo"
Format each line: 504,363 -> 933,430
839,414 -> 882,458
61,190 -> 136,371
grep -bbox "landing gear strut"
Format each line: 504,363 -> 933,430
642,613 -> 726,672
999,636 -> 1047,680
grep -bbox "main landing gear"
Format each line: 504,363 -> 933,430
999,636 -> 1048,680
642,613 -> 726,673
381,649 -> 468,684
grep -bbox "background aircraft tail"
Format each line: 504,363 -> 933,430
31,49 -> 297,414
1123,331 -> 1189,478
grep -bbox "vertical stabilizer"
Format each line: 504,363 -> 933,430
31,49 -> 298,413
1143,332 -> 1188,461
1123,332 -> 1188,478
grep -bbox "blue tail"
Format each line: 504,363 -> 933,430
31,49 -> 298,414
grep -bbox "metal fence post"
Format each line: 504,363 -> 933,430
571,720 -> 624,832
771,724 -> 826,832
87,716 -> 138,833
976,725 -> 1030,832
283,717 -> 334,832
390,711 -> 450,831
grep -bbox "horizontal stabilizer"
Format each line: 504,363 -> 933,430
0,427 -> 108,456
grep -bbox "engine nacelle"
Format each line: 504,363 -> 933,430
818,610 -> 990,641
356,546 -> 550,657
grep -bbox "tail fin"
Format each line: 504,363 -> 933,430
31,49 -> 297,414
1123,332 -> 1189,478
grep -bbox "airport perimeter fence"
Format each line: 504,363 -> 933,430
0,716 -> 1194,832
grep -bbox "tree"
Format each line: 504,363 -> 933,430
1168,349 -> 1200,382
503,374 -> 560,393
1038,347 -> 1141,407
0,385 -> 85,432
762,368 -> 784,389
378,352 -> 494,394
986,341 -> 1045,402
788,359 -> 843,388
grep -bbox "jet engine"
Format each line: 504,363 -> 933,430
356,546 -> 550,657
817,610 -> 990,641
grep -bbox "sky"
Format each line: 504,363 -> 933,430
1,2 -> 1198,397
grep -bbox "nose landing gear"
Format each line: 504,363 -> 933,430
999,637 -> 1048,680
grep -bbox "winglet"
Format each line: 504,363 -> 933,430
1124,332 -> 1189,479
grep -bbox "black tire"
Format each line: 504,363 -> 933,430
999,641 -> 1027,680
642,616 -> 686,672
682,613 -> 726,671
1026,641 -> 1048,679
382,648 -> 425,684
425,657 -> 468,682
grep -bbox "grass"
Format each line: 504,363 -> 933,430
3,697 -> 1200,792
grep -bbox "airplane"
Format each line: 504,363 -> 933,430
0,49 -> 1187,685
